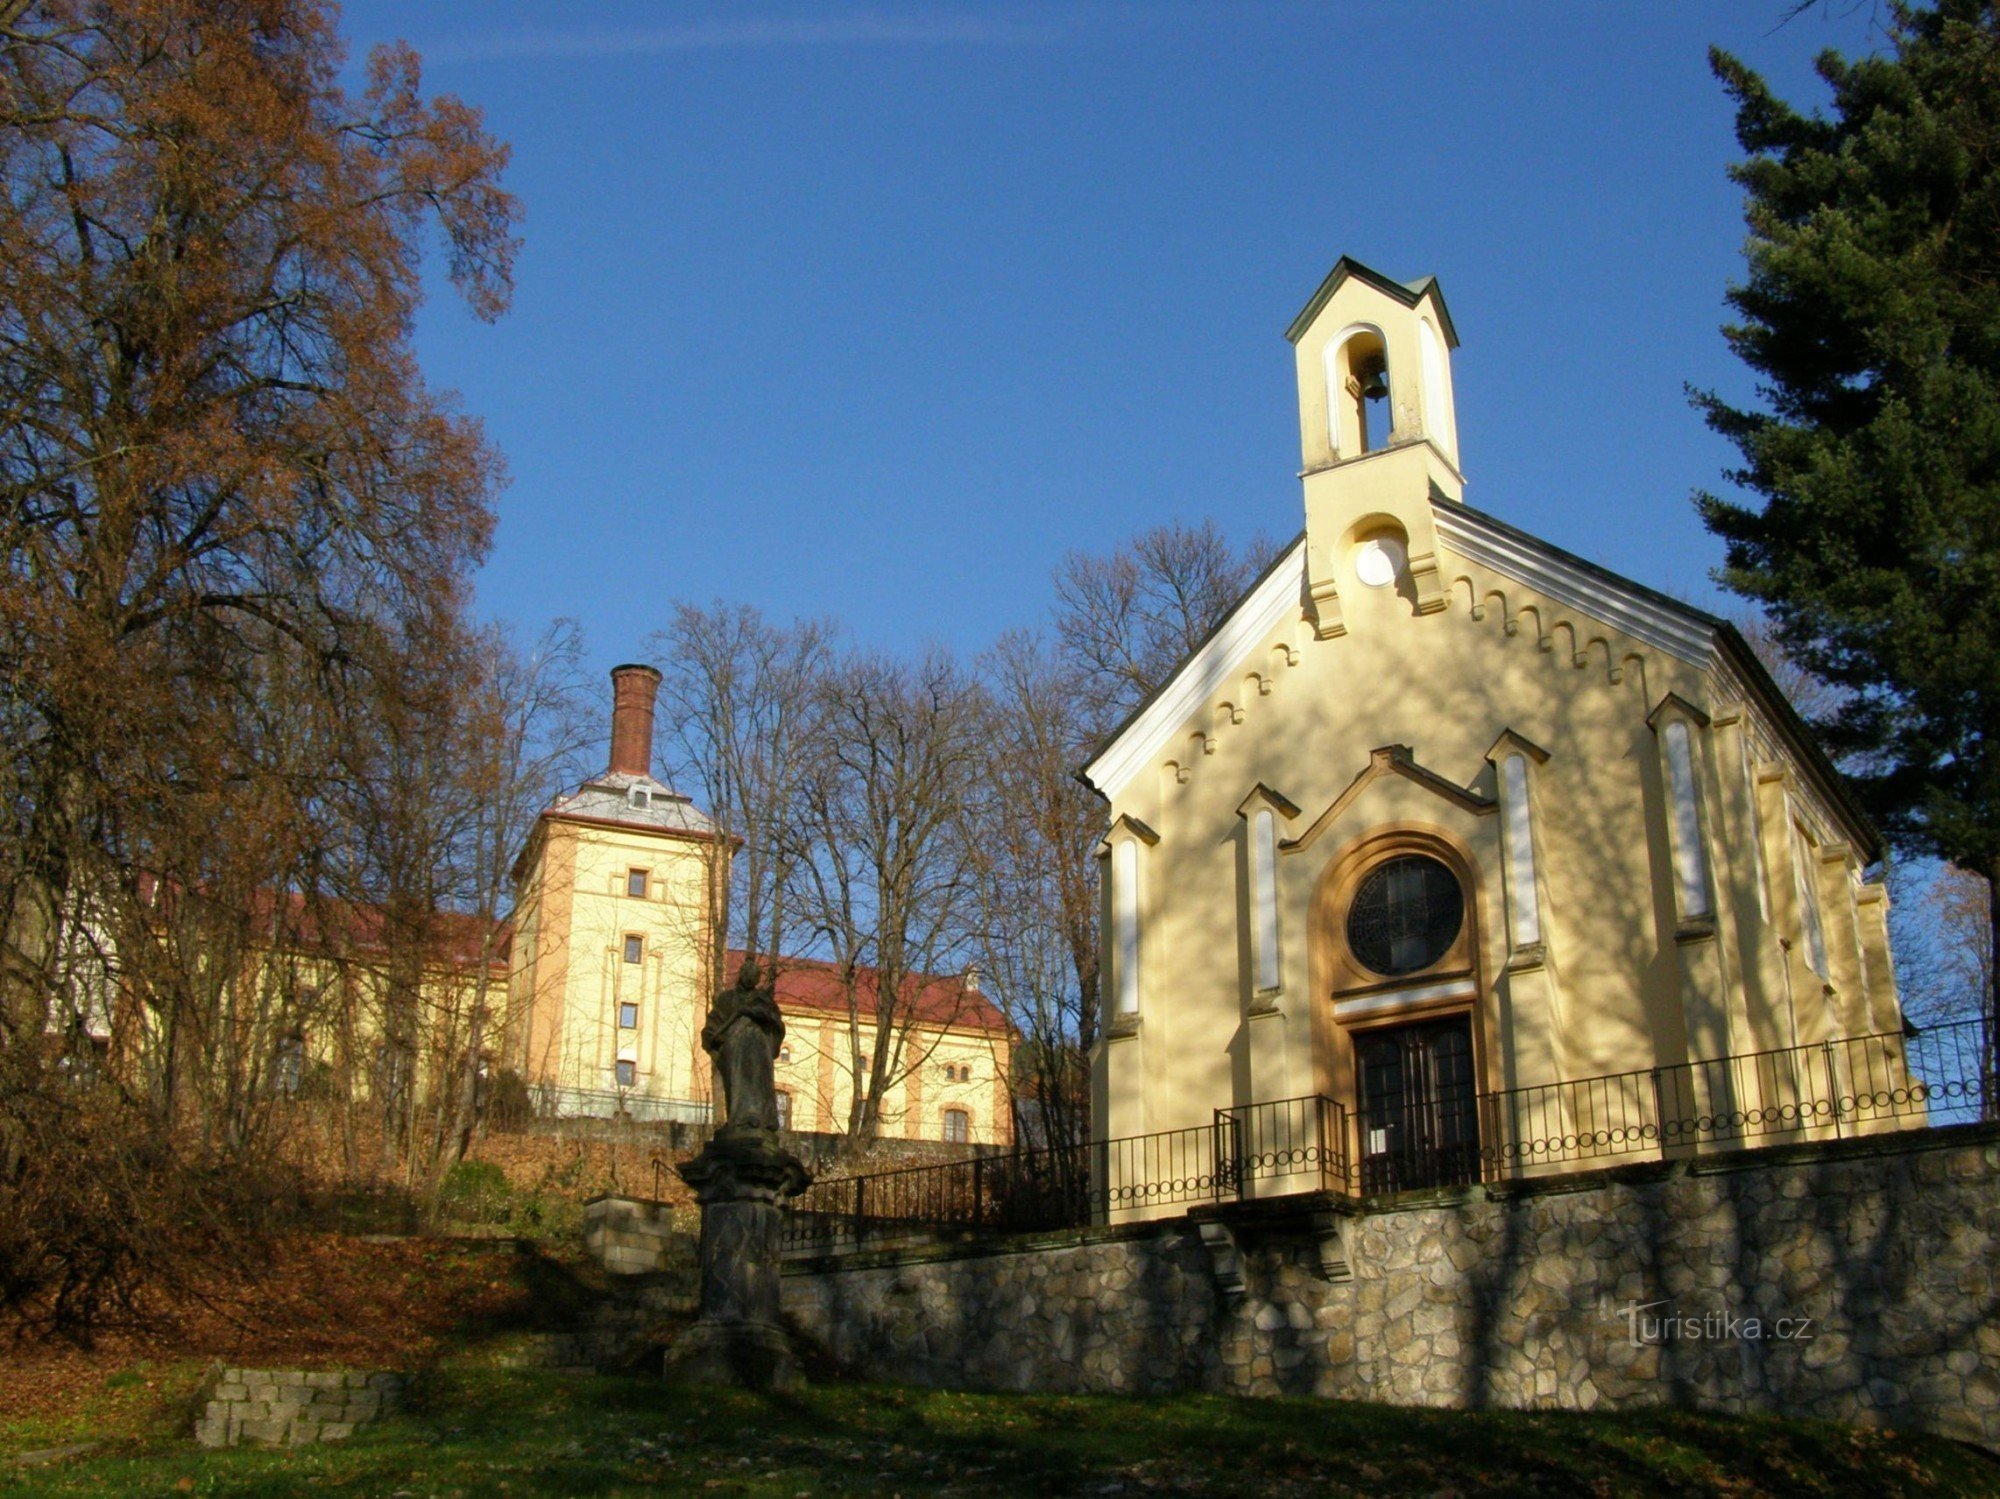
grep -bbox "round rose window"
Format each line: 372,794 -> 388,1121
1346,855 -> 1463,977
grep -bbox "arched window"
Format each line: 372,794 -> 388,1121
1662,719 -> 1713,922
943,1107 -> 971,1144
1418,317 -> 1451,453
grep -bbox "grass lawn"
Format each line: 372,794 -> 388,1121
3,1364 -> 1998,1498
3,1237 -> 1995,1497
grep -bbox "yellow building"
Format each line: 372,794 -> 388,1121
506,665 -> 1015,1142
507,665 -> 726,1122
1083,258 -> 1906,1202
760,955 -> 1014,1147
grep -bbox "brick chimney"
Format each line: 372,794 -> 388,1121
607,663 -> 662,777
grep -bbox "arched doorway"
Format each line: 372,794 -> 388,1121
1312,829 -> 1488,1193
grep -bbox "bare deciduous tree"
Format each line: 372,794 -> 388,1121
1054,520 -> 1278,726
652,604 -> 837,969
966,630 -> 1100,1153
796,649 -> 985,1141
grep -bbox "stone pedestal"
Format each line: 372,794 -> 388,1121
662,1126 -> 812,1391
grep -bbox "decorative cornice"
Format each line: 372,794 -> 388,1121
1285,256 -> 1459,347
1646,691 -> 1712,731
1080,537 -> 1308,802
1284,745 -> 1495,854
1483,728 -> 1552,766
1094,814 -> 1161,859
1235,783 -> 1303,821
1433,503 -> 1715,665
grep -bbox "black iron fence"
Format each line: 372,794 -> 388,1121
781,1017 -> 1994,1255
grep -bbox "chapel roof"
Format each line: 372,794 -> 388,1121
1078,498 -> 1881,862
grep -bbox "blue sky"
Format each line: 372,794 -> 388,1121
334,0 -> 1886,682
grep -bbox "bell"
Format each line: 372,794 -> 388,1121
1358,358 -> 1389,402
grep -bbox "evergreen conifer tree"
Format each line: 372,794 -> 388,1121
1697,1 -> 2000,1049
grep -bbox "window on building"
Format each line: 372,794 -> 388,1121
623,934 -> 643,964
628,786 -> 651,811
778,1045 -> 791,1063
1347,855 -> 1463,977
775,1090 -> 793,1131
1251,807 -> 1280,990
1791,821 -> 1829,977
614,1059 -> 636,1088
274,1032 -> 305,1099
627,868 -> 649,898
618,1002 -> 639,1029
943,1108 -> 970,1144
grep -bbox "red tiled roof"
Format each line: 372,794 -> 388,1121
726,949 -> 1013,1036
242,888 -> 511,970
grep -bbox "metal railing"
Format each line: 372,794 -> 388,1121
529,1083 -> 713,1125
779,1017 -> 1994,1254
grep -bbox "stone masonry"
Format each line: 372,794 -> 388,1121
583,1194 -> 697,1276
782,1123 -> 2000,1449
194,1368 -> 404,1448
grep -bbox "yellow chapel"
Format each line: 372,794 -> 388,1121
1083,258 -> 1904,1199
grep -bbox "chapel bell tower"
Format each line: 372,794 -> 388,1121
1286,257 -> 1464,637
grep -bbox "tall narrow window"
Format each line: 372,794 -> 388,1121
775,1091 -> 793,1132
1252,808 -> 1280,991
614,1058 -> 636,1088
1663,720 -> 1712,921
943,1107 -> 970,1144
618,1002 -> 638,1029
623,934 -> 643,964
1790,821 -> 1828,977
1499,754 -> 1541,948
1418,317 -> 1450,451
1114,838 -> 1141,1017
627,868 -> 649,898
1739,738 -> 1770,921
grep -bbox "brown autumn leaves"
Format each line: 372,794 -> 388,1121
0,0 -> 523,1335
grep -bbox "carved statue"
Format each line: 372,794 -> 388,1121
702,957 -> 786,1133
668,955 -> 812,1390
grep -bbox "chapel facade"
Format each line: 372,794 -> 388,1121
1082,259 -> 1903,1198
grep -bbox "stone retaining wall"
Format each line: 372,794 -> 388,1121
194,1369 -> 404,1447
782,1124 -> 2000,1448
583,1195 -> 699,1276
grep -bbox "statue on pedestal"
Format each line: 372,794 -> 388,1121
662,958 -> 813,1391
